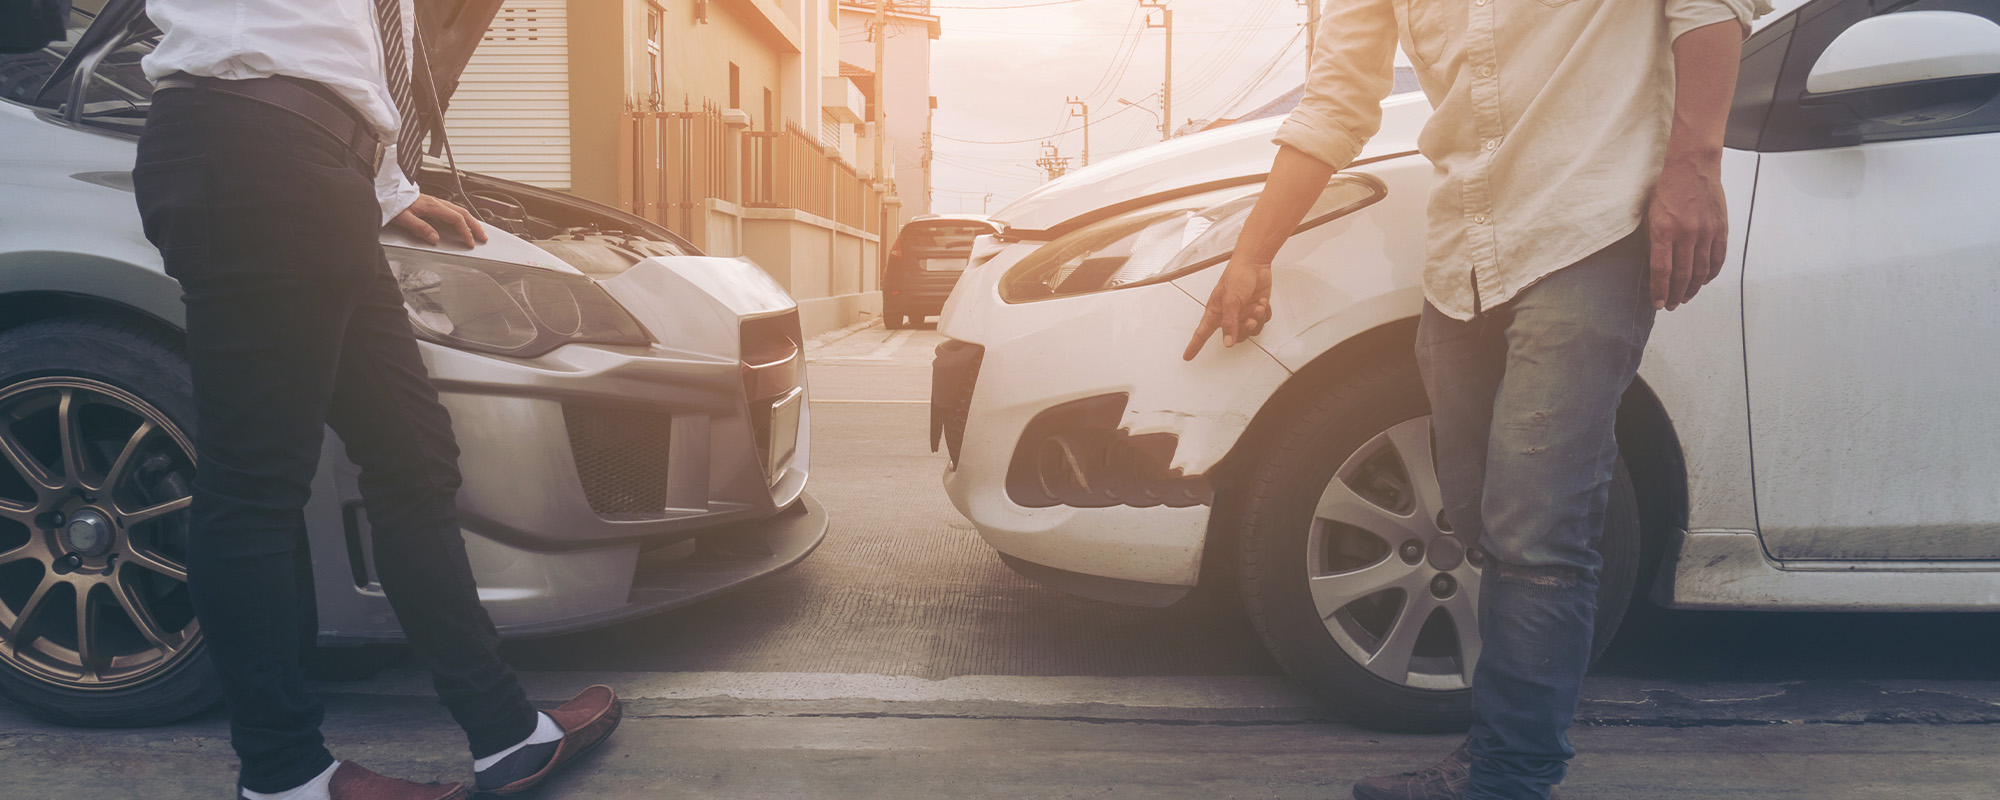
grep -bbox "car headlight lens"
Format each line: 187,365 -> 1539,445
386,248 -> 650,358
998,174 -> 1386,303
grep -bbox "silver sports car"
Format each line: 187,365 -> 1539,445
0,0 -> 825,727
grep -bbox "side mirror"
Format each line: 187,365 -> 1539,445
1805,11 -> 2000,123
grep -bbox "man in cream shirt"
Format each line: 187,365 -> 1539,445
1184,1 -> 1768,798
135,1 -> 619,797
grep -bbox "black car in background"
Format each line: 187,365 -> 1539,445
882,215 -> 999,329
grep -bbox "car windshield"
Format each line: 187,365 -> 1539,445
0,1 -> 157,132
901,223 -> 994,252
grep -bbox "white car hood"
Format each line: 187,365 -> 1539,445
993,93 -> 1431,233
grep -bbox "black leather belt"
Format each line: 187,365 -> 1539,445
153,72 -> 386,175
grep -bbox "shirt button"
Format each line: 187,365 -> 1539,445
1476,65 -> 1495,78
1482,138 -> 1500,151
1475,0 -> 1489,5
1472,215 -> 1489,225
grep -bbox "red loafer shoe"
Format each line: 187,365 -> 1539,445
288,761 -> 467,800
477,685 -> 622,796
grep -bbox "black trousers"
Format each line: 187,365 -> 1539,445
132,85 -> 536,793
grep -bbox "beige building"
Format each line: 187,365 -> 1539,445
441,0 -> 931,336
837,1 -> 938,233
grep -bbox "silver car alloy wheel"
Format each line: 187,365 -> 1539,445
1307,416 -> 1484,691
0,377 -> 200,691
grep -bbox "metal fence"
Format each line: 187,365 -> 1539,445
625,104 -> 733,238
743,122 -> 882,234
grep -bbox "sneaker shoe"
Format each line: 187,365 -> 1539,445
1352,742 -> 1471,800
475,685 -> 622,796
1351,743 -> 1563,800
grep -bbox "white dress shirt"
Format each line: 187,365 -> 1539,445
1276,0 -> 1769,320
143,0 -> 423,223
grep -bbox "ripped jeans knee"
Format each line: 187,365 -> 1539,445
1493,561 -> 1587,590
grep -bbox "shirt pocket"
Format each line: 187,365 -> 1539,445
1392,0 -> 1454,67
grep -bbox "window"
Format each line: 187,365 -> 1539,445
899,222 -> 999,252
1,3 -> 158,136
646,7 -> 663,110
728,62 -> 740,109
1749,0 -> 2000,151
0,0 -> 105,109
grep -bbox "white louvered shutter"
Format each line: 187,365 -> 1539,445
442,1 -> 571,190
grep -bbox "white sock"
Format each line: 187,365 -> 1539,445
473,712 -> 563,773
242,761 -> 339,800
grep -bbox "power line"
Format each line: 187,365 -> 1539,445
928,0 -> 1091,9
935,101 -> 1145,145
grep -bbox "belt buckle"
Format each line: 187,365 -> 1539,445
370,139 -> 388,174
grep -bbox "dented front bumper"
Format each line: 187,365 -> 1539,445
934,249 -> 1291,600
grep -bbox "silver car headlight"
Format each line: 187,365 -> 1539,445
386,248 -> 650,358
998,174 -> 1386,303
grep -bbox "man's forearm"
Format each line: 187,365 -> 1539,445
1664,21 -> 1743,168
1235,146 -> 1339,266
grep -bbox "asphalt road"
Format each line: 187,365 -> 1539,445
5,321 -> 1998,798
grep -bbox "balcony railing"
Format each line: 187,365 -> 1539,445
743,122 -> 882,233
623,111 -> 882,242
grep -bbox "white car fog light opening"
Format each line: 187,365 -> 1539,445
388,248 -> 650,358
998,174 -> 1386,303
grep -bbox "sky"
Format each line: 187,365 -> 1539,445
922,0 -> 1319,215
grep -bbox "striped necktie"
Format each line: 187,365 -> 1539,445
374,0 -> 425,183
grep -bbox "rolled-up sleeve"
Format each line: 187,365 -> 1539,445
1664,0 -> 1772,40
1273,0 -> 1400,171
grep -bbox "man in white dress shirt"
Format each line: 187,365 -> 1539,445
132,2 -> 619,797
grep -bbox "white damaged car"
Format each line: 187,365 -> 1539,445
933,0 -> 2000,731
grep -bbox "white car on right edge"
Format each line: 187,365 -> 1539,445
931,0 -> 2000,732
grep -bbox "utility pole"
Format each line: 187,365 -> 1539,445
1066,96 -> 1090,167
872,0 -> 889,188
1036,141 -> 1071,182
872,0 -> 892,276
1303,0 -> 1321,53
1141,1 -> 1173,140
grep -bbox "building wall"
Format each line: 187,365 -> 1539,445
837,4 -> 935,232
448,0 -> 919,338
443,1 -> 575,191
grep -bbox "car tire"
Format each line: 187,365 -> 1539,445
1228,358 -> 1640,733
884,311 -> 907,330
0,316 -> 223,727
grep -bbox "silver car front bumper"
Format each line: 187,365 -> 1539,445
304,255 -> 822,642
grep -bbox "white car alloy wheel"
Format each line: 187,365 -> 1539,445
1230,359 -> 1640,732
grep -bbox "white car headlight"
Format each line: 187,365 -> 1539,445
998,174 -> 1386,303
386,248 -> 650,358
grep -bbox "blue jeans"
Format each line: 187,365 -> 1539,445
1414,229 -> 1655,800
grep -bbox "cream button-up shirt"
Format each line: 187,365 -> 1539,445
1276,0 -> 1769,319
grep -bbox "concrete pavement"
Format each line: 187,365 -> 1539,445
6,321 -> 2000,798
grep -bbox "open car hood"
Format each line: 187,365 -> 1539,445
412,0 -> 505,116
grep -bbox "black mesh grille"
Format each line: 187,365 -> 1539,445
930,339 -> 983,465
563,404 -> 672,518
